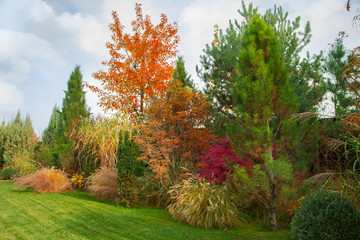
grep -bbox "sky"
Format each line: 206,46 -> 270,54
0,0 -> 360,134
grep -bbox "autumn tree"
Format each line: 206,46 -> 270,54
227,15 -> 296,231
136,79 -> 214,187
88,3 -> 179,119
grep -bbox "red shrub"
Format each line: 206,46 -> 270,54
198,138 -> 252,184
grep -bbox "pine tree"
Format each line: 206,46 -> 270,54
324,36 -> 355,116
197,1 -> 325,134
227,15 -> 296,231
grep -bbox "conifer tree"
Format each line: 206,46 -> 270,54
227,15 -> 296,231
324,36 -> 355,116
62,65 -> 90,133
59,65 -> 90,172
197,1 -> 325,133
173,56 -> 195,89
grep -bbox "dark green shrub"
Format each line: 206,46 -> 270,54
0,167 -> 15,180
291,189 -> 360,240
116,131 -> 143,208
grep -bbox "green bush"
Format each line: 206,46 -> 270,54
291,190 -> 360,240
167,177 -> 243,228
116,131 -> 143,208
0,167 -> 15,180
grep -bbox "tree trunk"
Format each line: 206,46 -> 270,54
269,181 -> 278,231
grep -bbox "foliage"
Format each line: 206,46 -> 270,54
14,167 -> 71,193
116,131 -> 143,208
59,65 -> 91,173
137,80 -> 214,186
197,1 -> 324,134
291,190 -> 360,240
70,114 -> 129,170
167,176 -> 242,228
136,170 -> 171,208
225,13 -> 298,231
71,173 -> 84,189
88,3 -> 179,118
343,46 -> 360,108
0,182 -> 291,240
0,167 -> 15,180
0,112 -> 38,175
41,105 -> 63,168
323,35 -> 356,116
61,65 -> 91,133
10,149 -> 38,176
173,56 -> 195,89
86,167 -> 119,201
197,137 -> 252,184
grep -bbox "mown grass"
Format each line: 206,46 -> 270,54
0,181 -> 290,240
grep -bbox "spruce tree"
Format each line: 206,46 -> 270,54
227,15 -> 296,231
59,65 -> 90,172
173,56 -> 195,89
62,65 -> 90,133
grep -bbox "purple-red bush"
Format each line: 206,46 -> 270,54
197,138 -> 252,184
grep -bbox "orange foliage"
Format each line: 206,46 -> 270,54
87,3 -> 179,118
343,46 -> 360,109
136,81 -> 214,186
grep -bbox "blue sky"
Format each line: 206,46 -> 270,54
0,0 -> 359,134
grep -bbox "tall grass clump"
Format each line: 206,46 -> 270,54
14,167 -> 71,193
167,176 -> 243,228
86,167 -> 119,201
291,189 -> 360,240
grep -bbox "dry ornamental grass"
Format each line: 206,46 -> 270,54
14,167 -> 71,193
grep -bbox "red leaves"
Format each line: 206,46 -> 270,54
87,3 -> 179,118
198,138 -> 252,184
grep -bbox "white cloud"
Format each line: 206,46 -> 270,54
0,29 -> 62,64
0,81 -> 22,111
0,57 -> 30,83
56,12 -> 109,56
29,0 -> 56,23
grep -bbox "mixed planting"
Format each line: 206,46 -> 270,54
1,2 -> 360,239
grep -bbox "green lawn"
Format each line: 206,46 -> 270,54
0,181 -> 290,240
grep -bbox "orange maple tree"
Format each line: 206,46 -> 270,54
136,80 -> 214,186
87,3 -> 179,118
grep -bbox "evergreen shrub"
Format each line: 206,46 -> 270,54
291,189 -> 360,240
0,167 -> 15,180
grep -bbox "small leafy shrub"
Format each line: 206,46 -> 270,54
14,167 -> 71,193
198,138 -> 252,184
86,167 -> 119,201
291,190 -> 360,240
0,167 -> 15,180
71,173 -> 84,189
167,176 -> 242,228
